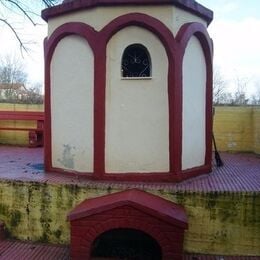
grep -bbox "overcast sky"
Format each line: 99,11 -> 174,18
0,1 -> 259,95
0,1 -> 46,87
199,0 -> 260,94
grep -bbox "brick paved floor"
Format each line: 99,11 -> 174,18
0,240 -> 69,260
0,146 -> 259,192
0,239 -> 259,260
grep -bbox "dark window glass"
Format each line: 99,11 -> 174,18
121,44 -> 151,77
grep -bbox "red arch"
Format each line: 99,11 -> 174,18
176,22 -> 213,176
100,13 -> 177,57
45,22 -> 97,60
44,23 -> 97,173
97,13 -> 181,179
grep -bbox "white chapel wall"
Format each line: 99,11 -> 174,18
182,35 -> 206,170
50,35 -> 94,172
105,26 -> 169,173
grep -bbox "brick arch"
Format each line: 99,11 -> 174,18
71,211 -> 184,259
85,218 -> 166,257
176,22 -> 213,177
90,227 -> 163,258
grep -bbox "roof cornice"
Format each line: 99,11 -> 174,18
42,0 -> 213,25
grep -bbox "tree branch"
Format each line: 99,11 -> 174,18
0,0 -> 61,55
0,18 -> 28,53
5,0 -> 36,25
42,0 -> 59,7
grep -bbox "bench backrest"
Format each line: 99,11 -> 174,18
0,111 -> 44,121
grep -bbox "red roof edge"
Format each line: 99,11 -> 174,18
67,189 -> 188,229
42,0 -> 213,25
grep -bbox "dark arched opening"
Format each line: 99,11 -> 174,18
121,44 -> 151,78
91,228 -> 162,259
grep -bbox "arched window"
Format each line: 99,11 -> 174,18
121,44 -> 151,78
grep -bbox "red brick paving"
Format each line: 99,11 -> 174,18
0,146 -> 259,192
0,240 -> 259,260
183,255 -> 260,260
0,240 -> 69,260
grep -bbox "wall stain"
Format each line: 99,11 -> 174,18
58,144 -> 75,169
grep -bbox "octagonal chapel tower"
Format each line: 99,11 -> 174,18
42,0 -> 213,182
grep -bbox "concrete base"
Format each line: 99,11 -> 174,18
0,146 -> 259,256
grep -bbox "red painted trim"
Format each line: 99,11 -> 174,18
44,37 -> 51,171
97,173 -> 180,182
180,164 -> 211,180
0,127 -> 43,131
41,0 -> 213,25
176,22 -> 213,173
93,37 -> 106,177
99,13 -> 180,176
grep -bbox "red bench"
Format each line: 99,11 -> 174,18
0,111 -> 44,147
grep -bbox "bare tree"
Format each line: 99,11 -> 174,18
0,55 -> 27,84
250,82 -> 260,105
232,76 -> 249,105
0,54 -> 44,104
213,67 -> 227,105
24,82 -> 44,104
212,69 -> 254,106
0,54 -> 27,102
0,0 -> 62,52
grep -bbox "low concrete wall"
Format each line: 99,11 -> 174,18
214,106 -> 260,154
253,108 -> 260,154
0,103 -> 44,146
0,181 -> 259,256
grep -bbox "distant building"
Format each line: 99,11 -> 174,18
0,83 -> 27,101
0,83 -> 43,103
